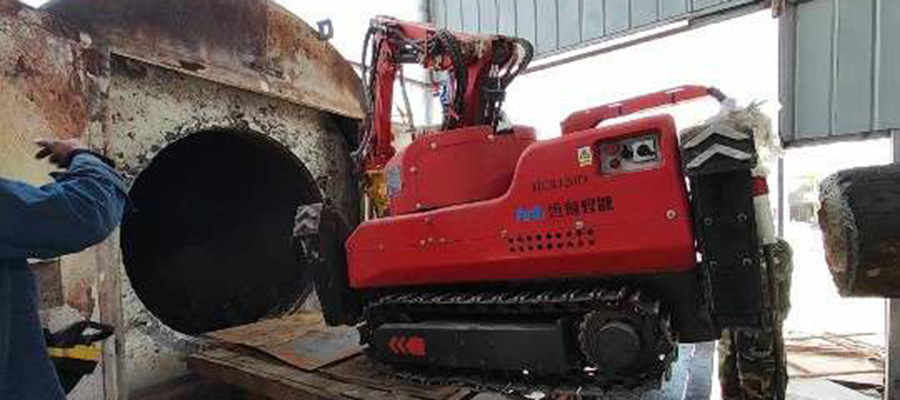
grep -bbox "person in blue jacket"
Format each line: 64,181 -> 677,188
0,138 -> 128,399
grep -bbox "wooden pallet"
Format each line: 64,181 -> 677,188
186,313 -> 473,400
188,348 -> 472,400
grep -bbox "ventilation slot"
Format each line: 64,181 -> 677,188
507,228 -> 596,253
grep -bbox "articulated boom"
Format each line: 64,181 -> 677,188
359,16 -> 533,171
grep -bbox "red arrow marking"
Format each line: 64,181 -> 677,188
397,336 -> 408,356
406,336 -> 426,357
388,336 -> 400,354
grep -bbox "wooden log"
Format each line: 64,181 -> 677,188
819,164 -> 900,297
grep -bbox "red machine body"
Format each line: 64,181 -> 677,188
385,125 -> 536,215
347,114 -> 696,288
335,16 -> 773,392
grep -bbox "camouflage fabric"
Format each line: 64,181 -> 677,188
719,239 -> 793,400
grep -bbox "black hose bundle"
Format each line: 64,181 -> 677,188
429,29 -> 468,129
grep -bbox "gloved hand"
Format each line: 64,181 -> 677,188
34,138 -> 85,168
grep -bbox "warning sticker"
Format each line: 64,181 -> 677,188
577,146 -> 593,167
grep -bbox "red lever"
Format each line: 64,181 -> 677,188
560,85 -> 725,135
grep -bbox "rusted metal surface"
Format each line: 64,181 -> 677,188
107,56 -> 359,395
0,0 -> 107,184
0,3 -> 112,399
30,260 -> 65,309
2,2 -> 362,397
42,0 -> 365,120
208,313 -> 362,371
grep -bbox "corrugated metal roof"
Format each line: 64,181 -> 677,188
781,0 -> 900,146
430,0 -> 762,57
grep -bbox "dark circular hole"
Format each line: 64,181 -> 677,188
121,130 -> 320,335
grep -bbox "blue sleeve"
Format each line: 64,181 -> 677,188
0,153 -> 128,260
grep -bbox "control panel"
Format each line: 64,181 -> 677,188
599,132 -> 662,174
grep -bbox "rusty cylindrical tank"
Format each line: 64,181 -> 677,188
1,0 -> 364,397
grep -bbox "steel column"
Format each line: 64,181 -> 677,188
888,130 -> 900,400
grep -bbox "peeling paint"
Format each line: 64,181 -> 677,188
107,55 -> 358,394
0,3 -> 106,184
2,1 -> 363,396
43,0 -> 366,120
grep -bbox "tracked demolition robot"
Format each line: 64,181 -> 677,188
299,16 -> 781,393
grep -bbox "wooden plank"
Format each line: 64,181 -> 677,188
321,355 -> 460,400
190,347 -> 468,400
207,313 -> 324,347
206,313 -> 363,371
189,349 -> 412,400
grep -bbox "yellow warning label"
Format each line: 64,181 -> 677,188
577,146 -> 593,167
48,345 -> 102,362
